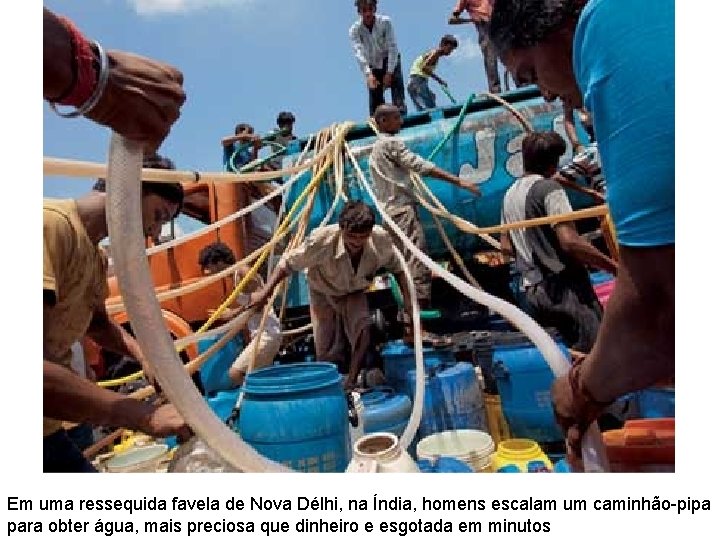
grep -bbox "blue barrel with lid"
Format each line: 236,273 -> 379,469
360,387 -> 412,438
406,362 -> 486,451
236,362 -> 350,472
382,340 -> 456,398
491,330 -> 570,442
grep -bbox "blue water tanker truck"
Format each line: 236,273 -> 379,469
275,87 -> 595,313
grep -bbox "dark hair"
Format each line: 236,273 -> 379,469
489,0 -> 582,54
234,123 -> 254,135
143,153 -> 176,170
440,34 -> 459,48
522,131 -> 567,175
93,153 -> 184,218
142,154 -> 183,217
339,201 -> 375,233
198,242 -> 236,269
143,182 -> 184,218
277,111 -> 295,126
355,0 -> 377,9
92,181 -> 184,217
373,103 -> 400,123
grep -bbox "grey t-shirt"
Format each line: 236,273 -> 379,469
501,174 -> 580,288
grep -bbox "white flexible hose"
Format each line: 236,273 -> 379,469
105,133 -> 290,472
45,129 -> 343,185
348,146 -> 609,472
392,246 -> 424,450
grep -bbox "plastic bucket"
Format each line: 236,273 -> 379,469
416,429 -> 495,472
206,388 -> 242,423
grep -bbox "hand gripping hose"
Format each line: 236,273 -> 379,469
105,133 -> 290,472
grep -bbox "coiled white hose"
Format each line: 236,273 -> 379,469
392,246 -> 424,450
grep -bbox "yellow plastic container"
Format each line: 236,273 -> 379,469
483,393 -> 512,446
112,430 -> 135,454
490,439 -> 553,472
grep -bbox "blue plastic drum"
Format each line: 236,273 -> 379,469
237,363 -> 351,472
491,331 -> 571,442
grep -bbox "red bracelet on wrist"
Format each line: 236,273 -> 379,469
55,16 -> 98,107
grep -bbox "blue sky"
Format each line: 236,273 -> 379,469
43,0 -> 500,211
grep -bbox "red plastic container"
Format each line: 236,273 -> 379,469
603,418 -> 675,472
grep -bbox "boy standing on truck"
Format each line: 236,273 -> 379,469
266,111 -> 298,171
370,104 -> 480,346
407,35 -> 459,111
350,0 -> 407,115
449,0 -> 502,94
221,123 -> 262,172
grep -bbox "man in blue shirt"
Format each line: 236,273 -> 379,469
489,0 -> 674,466
221,122 -> 261,172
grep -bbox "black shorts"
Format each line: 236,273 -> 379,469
525,270 -> 603,353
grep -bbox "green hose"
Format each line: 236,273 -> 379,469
427,93 -> 475,161
438,83 -> 458,105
